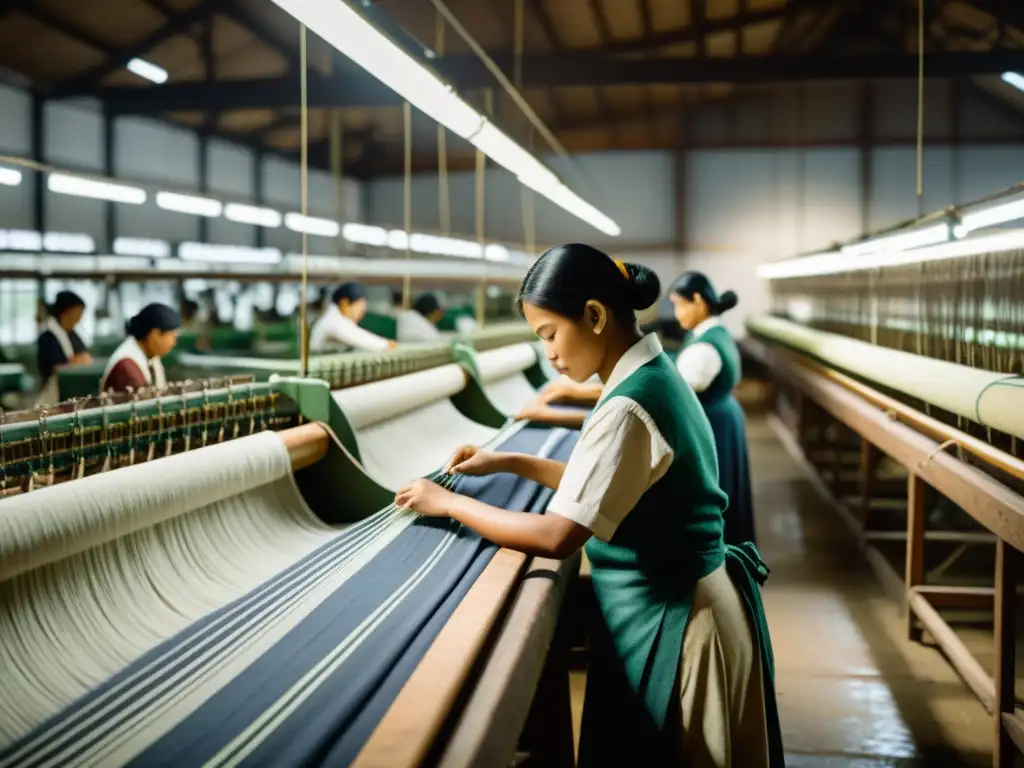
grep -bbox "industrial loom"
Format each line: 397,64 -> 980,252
0,334 -> 581,768
746,209 -> 1024,766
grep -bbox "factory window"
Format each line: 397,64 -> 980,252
0,279 -> 40,346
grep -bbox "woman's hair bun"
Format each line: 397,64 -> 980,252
623,262 -> 661,311
717,290 -> 739,313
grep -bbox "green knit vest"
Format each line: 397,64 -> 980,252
681,324 -> 741,405
584,351 -> 727,729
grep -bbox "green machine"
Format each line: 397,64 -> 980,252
0,331 -> 547,514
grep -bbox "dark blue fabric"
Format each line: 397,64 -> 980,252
1,424 -> 578,768
704,396 -> 756,546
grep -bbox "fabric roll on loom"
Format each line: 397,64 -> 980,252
0,415 -> 578,766
331,343 -> 549,490
473,343 -> 544,416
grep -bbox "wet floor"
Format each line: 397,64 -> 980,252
569,414 -> 993,766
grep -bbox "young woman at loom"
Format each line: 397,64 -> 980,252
669,271 -> 755,546
309,282 -> 398,353
100,303 -> 181,393
395,243 -> 782,768
36,290 -> 93,405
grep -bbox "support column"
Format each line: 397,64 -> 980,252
253,151 -> 265,249
905,474 -> 927,641
103,106 -> 117,253
673,107 -> 688,254
31,95 -> 45,237
994,540 -> 1018,767
859,81 -> 873,237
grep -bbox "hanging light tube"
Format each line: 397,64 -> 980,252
758,229 -> 1024,279
113,237 -> 171,258
1002,72 -> 1024,92
0,229 -> 42,251
127,58 -> 169,84
224,203 -> 282,227
47,173 -> 146,204
342,222 -> 388,246
42,232 -> 95,253
0,166 -> 22,186
284,212 -> 341,237
840,222 -> 950,256
178,242 -> 283,264
156,191 -> 223,217
265,0 -> 619,237
954,197 -> 1024,238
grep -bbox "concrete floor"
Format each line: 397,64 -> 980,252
569,414 -> 994,766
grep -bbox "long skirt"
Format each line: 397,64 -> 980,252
704,394 -> 756,546
674,564 -> 770,767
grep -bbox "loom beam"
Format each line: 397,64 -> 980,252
747,315 -> 1024,441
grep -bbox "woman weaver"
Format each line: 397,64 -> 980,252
36,290 -> 93,405
669,272 -> 755,547
309,282 -> 398,353
100,303 -> 181,393
396,243 -> 782,768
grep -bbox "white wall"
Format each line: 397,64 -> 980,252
0,82 -> 364,253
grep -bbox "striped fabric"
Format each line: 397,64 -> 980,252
0,425 -> 577,768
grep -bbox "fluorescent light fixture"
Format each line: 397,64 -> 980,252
533,182 -> 622,237
484,244 -> 510,262
1002,72 -> 1024,92
410,233 -> 482,259
840,222 -> 950,256
178,242 -> 283,264
471,122 -> 559,190
265,0 -> 619,237
387,229 -> 409,250
224,202 -> 282,227
114,237 -> 171,258
156,191 -> 223,217
127,57 -> 168,84
758,229 -> 1024,279
284,212 -> 341,237
268,0 -> 481,137
0,166 -> 22,186
43,232 -> 95,253
342,222 -> 388,246
0,229 -> 43,251
47,173 -> 146,204
954,197 -> 1024,238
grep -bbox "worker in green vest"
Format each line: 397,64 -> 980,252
396,243 -> 782,767
669,271 -> 755,547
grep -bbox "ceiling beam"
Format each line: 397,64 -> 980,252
18,3 -> 119,55
607,5 -> 790,54
526,0 -> 569,124
55,0 -> 221,96
91,50 -> 1024,113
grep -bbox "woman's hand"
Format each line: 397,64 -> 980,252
395,478 -> 454,517
515,401 -> 550,423
538,383 -> 570,404
446,445 -> 504,476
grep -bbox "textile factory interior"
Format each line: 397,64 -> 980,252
1,0 -> 1024,765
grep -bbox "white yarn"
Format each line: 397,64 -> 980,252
0,432 -> 408,749
355,399 -> 499,490
483,375 -> 542,416
475,344 -> 537,384
332,364 -> 467,430
0,431 -> 292,583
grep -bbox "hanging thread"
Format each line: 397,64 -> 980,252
298,24 -> 310,378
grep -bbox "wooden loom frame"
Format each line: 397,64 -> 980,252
743,336 -> 1024,767
276,419 -> 576,767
